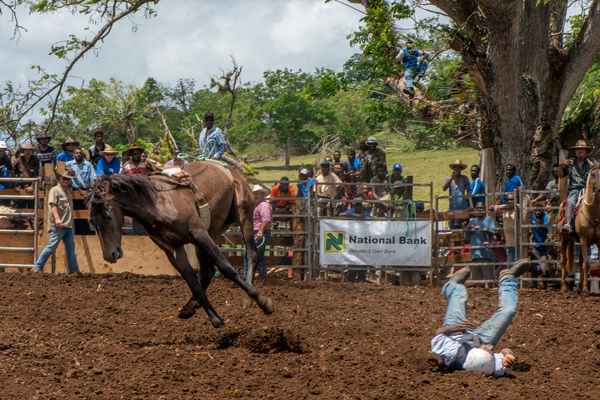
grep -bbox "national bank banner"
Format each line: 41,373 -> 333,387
319,219 -> 431,266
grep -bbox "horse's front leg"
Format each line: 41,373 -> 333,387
179,246 -> 217,319
560,235 -> 570,293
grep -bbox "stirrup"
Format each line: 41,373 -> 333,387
561,224 -> 571,233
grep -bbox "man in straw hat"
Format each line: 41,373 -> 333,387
33,168 -> 81,274
13,143 -> 40,191
56,137 -> 80,162
244,184 -> 273,279
95,145 -> 121,177
431,259 -> 531,376
35,132 -> 57,166
443,159 -> 473,230
121,143 -> 148,174
559,139 -> 597,233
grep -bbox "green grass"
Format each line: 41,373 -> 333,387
249,146 -> 479,210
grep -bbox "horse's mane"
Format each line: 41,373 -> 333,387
88,173 -> 157,212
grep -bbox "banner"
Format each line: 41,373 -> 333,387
319,219 -> 431,266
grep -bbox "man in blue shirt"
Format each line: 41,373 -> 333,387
502,164 -> 522,204
198,112 -> 227,160
470,164 -> 485,206
56,138 -> 79,162
464,202 -> 496,285
530,203 -> 550,289
398,38 -> 429,98
66,147 -> 94,190
431,259 -> 530,376
95,146 -> 121,177
346,149 -> 361,171
340,199 -> 371,218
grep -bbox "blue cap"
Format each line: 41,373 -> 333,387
393,163 -> 402,170
320,160 -> 330,166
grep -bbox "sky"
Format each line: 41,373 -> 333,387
0,0 -> 363,94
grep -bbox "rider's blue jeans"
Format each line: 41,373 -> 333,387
442,274 -> 518,345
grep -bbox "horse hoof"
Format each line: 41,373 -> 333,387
178,306 -> 196,319
241,294 -> 253,310
210,317 -> 225,328
260,296 -> 274,315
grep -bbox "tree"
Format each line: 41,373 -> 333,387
344,0 -> 600,188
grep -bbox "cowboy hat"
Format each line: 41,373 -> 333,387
17,143 -> 36,153
570,140 -> 592,151
61,137 -> 80,150
99,145 -> 119,156
56,167 -> 76,180
124,143 -> 144,157
449,159 -> 467,170
36,132 -> 52,141
252,184 -> 270,196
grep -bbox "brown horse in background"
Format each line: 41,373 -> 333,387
560,164 -> 600,294
87,162 -> 273,328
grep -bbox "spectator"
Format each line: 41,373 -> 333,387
379,180 -> 405,217
13,143 -> 40,191
269,176 -> 296,211
531,164 -> 561,205
66,147 -> 94,190
324,156 -> 333,164
470,164 -> 485,206
398,38 -> 429,98
387,163 -> 405,199
88,130 -> 109,168
56,137 -> 79,162
296,168 -> 315,198
340,198 -> 371,219
35,132 -> 57,167
559,140 -> 596,233
443,159 -> 473,230
121,144 -> 148,175
530,202 -> 550,289
0,140 -> 14,178
347,167 -> 359,183
307,168 -> 315,179
336,184 -> 358,215
96,146 -> 121,177
198,112 -> 227,160
244,184 -> 272,279
333,163 -> 343,178
333,150 -> 341,164
164,150 -> 188,168
464,202 -> 496,286
501,164 -> 522,204
347,149 -> 361,171
315,160 -> 342,217
489,194 -> 517,264
359,137 -> 387,183
530,115 -> 561,191
358,182 -> 374,214
358,138 -> 368,164
33,168 -> 81,274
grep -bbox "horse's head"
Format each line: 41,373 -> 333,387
87,178 -> 124,263
588,164 -> 600,196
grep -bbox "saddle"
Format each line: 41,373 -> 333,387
150,166 -> 211,229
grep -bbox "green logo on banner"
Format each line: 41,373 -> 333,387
325,231 -> 344,252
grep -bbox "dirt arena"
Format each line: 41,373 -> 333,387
1,272 -> 599,399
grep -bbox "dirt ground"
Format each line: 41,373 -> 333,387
1,272 -> 600,400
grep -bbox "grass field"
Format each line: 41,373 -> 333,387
249,146 -> 479,211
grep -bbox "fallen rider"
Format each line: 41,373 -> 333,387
431,259 -> 531,376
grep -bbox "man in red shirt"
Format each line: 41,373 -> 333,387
121,144 -> 148,174
269,176 -> 296,211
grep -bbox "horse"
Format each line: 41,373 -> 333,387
560,164 -> 600,294
87,161 -> 274,328
0,205 -> 34,230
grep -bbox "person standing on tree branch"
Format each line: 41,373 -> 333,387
198,112 -> 227,160
529,115 -> 561,191
397,38 -> 429,98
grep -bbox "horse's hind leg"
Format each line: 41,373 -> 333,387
192,229 -> 274,315
163,244 -> 224,328
179,247 -> 216,319
579,239 -> 591,295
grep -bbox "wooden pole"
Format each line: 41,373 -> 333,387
558,149 -> 569,202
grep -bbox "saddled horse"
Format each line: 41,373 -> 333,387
560,164 -> 600,294
87,161 -> 274,328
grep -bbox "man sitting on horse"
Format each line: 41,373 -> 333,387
559,140 -> 597,234
198,112 -> 227,160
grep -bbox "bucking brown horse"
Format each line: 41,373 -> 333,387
560,164 -> 600,294
87,161 -> 274,328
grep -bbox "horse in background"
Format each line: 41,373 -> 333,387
0,206 -> 34,230
87,162 -> 273,328
560,164 -> 600,294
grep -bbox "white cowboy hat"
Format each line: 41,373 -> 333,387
252,184 -> 270,196
462,348 -> 496,375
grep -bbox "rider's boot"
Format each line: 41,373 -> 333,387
562,202 -> 575,233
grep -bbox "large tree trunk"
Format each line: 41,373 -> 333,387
285,132 -> 292,168
353,0 -> 600,190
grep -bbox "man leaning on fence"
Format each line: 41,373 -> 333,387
33,168 -> 81,275
315,160 -> 342,217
